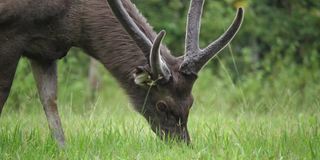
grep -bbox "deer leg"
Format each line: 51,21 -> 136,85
0,61 -> 20,115
0,50 -> 21,115
30,60 -> 65,148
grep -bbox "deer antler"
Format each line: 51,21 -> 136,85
180,0 -> 244,75
108,0 -> 171,80
107,0 -> 152,54
150,31 -> 171,80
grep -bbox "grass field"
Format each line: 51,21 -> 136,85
0,60 -> 319,159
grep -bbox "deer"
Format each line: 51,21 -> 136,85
0,0 -> 244,147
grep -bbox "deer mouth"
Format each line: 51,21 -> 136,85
151,125 -> 191,144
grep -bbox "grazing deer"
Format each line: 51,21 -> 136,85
0,0 -> 243,147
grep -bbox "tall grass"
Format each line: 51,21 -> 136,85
0,56 -> 319,159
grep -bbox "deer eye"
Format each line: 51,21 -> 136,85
156,101 -> 167,112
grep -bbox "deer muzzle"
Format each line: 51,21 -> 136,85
155,125 -> 191,144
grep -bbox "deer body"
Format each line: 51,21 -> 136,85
0,0 -> 243,147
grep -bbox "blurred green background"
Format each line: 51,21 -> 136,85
5,0 -> 320,113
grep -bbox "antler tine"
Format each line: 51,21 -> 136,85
185,0 -> 204,55
180,7 -> 244,75
107,0 -> 152,54
201,8 -> 244,65
150,30 -> 168,80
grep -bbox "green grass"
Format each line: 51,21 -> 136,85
0,60 -> 320,159
1,110 -> 319,159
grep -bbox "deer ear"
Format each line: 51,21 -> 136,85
133,66 -> 152,86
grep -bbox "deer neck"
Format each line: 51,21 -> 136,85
80,0 -> 152,110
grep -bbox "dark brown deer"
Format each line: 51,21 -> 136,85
0,0 -> 243,147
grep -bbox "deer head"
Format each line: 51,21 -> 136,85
108,0 -> 244,143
